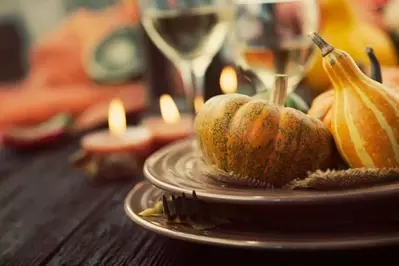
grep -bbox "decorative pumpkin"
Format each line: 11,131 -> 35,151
309,32 -> 399,169
194,75 -> 337,188
308,46 -> 385,128
307,89 -> 335,129
304,0 -> 397,94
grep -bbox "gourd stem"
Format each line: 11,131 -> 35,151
309,32 -> 334,57
366,46 -> 382,83
270,74 -> 288,107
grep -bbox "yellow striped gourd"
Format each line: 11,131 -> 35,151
310,32 -> 399,169
308,46 -> 384,129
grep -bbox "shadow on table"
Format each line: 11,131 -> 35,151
158,236 -> 399,266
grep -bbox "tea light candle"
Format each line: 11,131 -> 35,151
141,94 -> 193,149
81,99 -> 153,156
220,66 -> 238,94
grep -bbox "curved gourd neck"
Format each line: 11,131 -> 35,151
309,31 -> 367,93
324,51 -> 366,91
320,0 -> 357,24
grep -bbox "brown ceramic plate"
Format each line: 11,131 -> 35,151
143,138 -> 399,205
124,181 -> 399,250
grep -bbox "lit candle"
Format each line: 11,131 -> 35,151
81,98 -> 153,156
220,66 -> 238,94
141,94 -> 192,149
221,66 -> 256,96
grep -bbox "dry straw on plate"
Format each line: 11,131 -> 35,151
286,167 -> 399,190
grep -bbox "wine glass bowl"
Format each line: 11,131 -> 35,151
139,0 -> 235,118
233,0 -> 319,94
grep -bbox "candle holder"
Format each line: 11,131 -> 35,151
70,99 -> 154,183
140,64 -> 195,151
69,149 -> 146,184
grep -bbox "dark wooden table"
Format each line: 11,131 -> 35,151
1,136 -> 399,266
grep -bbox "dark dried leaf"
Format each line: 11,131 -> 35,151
140,192 -> 230,230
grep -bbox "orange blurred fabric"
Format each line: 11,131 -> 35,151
0,1 -> 146,131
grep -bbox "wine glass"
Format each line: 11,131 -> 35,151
233,0 -> 319,94
139,0 -> 235,118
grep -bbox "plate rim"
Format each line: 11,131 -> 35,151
143,138 -> 399,205
124,181 -> 399,250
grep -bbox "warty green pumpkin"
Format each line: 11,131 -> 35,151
194,76 -> 338,188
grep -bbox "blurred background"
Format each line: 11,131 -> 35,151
0,0 -> 398,136
0,0 -> 119,81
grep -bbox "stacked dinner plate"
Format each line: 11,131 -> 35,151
124,138 -> 399,250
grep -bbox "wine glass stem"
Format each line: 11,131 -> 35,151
179,64 -> 195,116
178,62 -> 206,135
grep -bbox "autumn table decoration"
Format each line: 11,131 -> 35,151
138,32 -> 399,197
194,75 -> 337,188
124,19 -> 399,248
125,30 -> 399,249
309,32 -> 399,169
277,32 -> 399,191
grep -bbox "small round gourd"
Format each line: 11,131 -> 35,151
194,76 -> 337,188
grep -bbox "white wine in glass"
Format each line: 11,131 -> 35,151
234,0 -> 319,94
142,6 -> 233,61
140,1 -> 234,117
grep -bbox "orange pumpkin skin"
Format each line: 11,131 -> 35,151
311,33 -> 399,169
308,67 -> 399,129
194,93 -> 337,188
308,89 -> 334,128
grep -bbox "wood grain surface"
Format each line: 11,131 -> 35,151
1,137 -> 399,266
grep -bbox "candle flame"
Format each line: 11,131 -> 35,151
220,66 -> 238,94
108,98 -> 126,136
194,96 -> 204,114
160,94 -> 180,124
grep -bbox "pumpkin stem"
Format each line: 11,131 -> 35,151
270,74 -> 288,106
309,32 -> 334,57
365,46 -> 382,83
